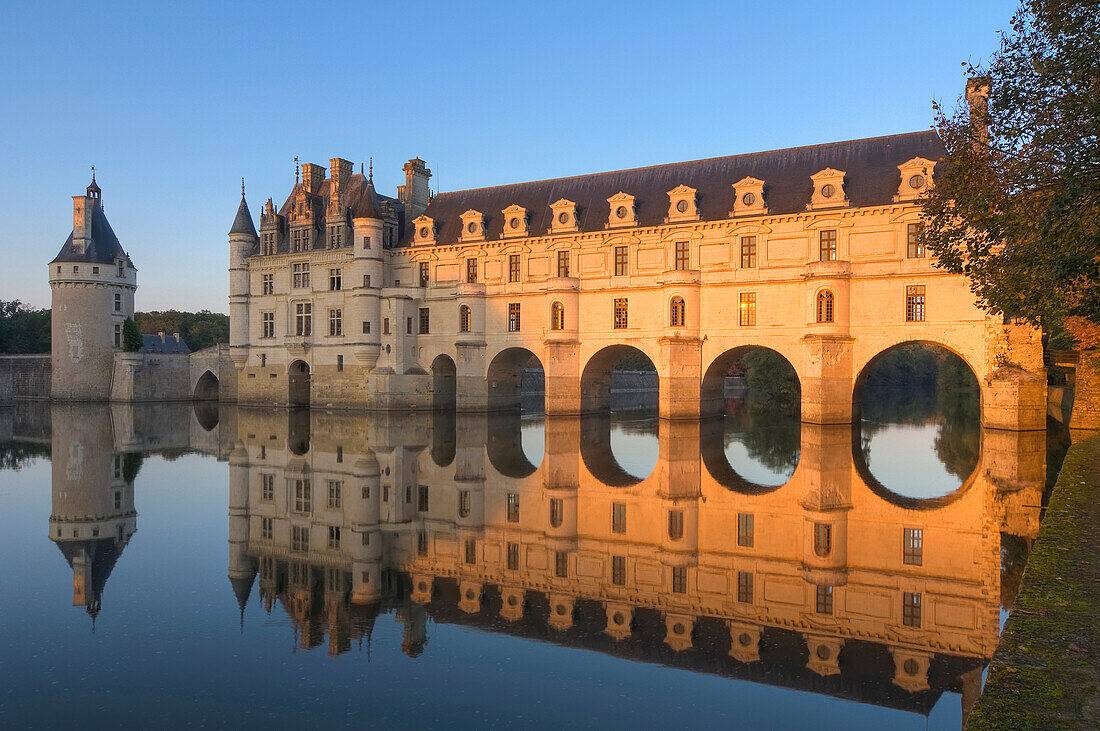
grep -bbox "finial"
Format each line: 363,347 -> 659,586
368,157 -> 373,181
241,177 -> 246,199
295,156 -> 300,184
360,162 -> 364,175
91,165 -> 96,184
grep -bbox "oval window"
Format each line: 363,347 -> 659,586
909,174 -> 925,189
419,227 -> 429,238
558,212 -> 569,224
466,222 -> 477,233
676,199 -> 689,213
821,184 -> 835,198
509,217 -> 519,229
742,192 -> 756,206
616,206 -> 627,218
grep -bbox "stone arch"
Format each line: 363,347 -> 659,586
579,413 -> 656,487
431,354 -> 457,411
487,411 -> 539,478
580,345 -> 658,415
852,339 -> 981,423
852,423 -> 978,509
288,360 -> 310,407
193,370 -> 219,401
486,347 -> 544,412
699,410 -> 799,493
701,345 -> 801,418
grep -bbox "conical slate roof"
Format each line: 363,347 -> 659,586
230,195 -> 258,237
352,177 -> 383,220
51,198 -> 134,267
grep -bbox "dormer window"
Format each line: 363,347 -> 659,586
549,199 -> 578,234
894,157 -> 936,202
808,169 -> 849,210
413,215 -> 436,244
459,210 -> 486,241
731,177 -> 767,217
607,192 -> 637,228
117,261 -> 124,277
502,204 -> 528,238
666,185 -> 699,222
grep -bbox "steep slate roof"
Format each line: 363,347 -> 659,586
141,334 -> 190,354
277,172 -> 400,221
51,200 -> 136,267
410,130 -> 945,247
352,176 -> 384,220
229,196 -> 258,237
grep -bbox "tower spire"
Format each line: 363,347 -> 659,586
241,177 -> 245,199
368,157 -> 373,181
295,156 -> 300,185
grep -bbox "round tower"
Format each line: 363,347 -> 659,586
229,181 -> 258,370
350,168 -> 385,370
49,174 -> 137,400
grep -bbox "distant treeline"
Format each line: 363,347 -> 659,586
0,300 -> 229,354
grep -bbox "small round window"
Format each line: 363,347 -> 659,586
509,217 -> 520,229
466,222 -> 477,234
909,174 -> 925,189
419,227 -> 429,238
821,184 -> 836,198
742,192 -> 756,206
676,199 -> 689,213
558,212 -> 569,224
616,206 -> 627,219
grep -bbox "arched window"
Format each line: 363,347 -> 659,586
816,290 -> 834,323
668,510 -> 684,541
550,301 -> 565,331
813,522 -> 832,557
459,305 -> 471,333
549,498 -> 563,528
669,296 -> 685,327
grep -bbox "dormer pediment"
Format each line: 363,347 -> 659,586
549,199 -> 578,233
894,157 -> 936,202
808,168 -> 849,210
413,214 -> 436,244
607,191 -> 637,228
731,177 -> 767,217
460,209 -> 486,241
501,204 -> 528,238
666,185 -> 699,222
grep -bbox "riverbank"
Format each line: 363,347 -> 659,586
967,433 -> 1100,728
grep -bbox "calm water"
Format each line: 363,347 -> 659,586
0,396 -> 1054,729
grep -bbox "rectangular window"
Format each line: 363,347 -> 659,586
458,490 -> 471,518
418,307 -> 430,335
262,273 -> 274,295
555,551 -> 568,578
816,585 -> 834,615
262,232 -> 276,256
466,258 -> 478,284
114,293 -> 121,312
261,517 -> 273,540
328,308 -> 342,336
363,235 -> 371,250
508,303 -> 521,332
328,525 -> 341,549
903,592 -> 922,627
739,292 -> 756,326
907,223 -> 925,258
260,353 -> 267,367
549,498 -> 563,527
740,236 -> 757,268
668,510 -> 684,540
737,571 -> 754,603
362,321 -> 370,334
613,298 -> 628,329
557,250 -> 570,278
328,480 -> 341,509
612,556 -> 626,586
261,473 -> 274,501
117,261 -> 124,277
292,262 -> 310,288
507,492 -> 520,523
383,317 -> 390,335
293,303 -> 311,336
114,324 -> 121,348
293,478 -> 312,513
329,268 -> 341,291
406,317 -> 412,335
417,531 -> 428,557
291,525 -> 309,552
464,539 -> 477,565
337,354 -> 343,372
364,274 -> 371,288
262,312 -> 275,338
417,484 -> 429,512
672,566 -> 687,594
819,230 -> 837,261
612,502 -> 626,534
93,266 -> 100,274
903,528 -> 923,566
614,245 -> 628,276
419,262 -> 429,287
507,542 -> 520,571
737,513 -> 754,548
509,254 -> 520,283
906,285 -> 926,322
674,241 -> 690,270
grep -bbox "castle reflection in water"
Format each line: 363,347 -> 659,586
18,399 -> 1045,722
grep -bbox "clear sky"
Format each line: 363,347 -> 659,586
1,0 -> 1018,313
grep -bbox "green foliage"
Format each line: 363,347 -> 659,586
727,402 -> 801,474
922,0 -> 1100,331
135,310 -> 229,352
0,441 -> 51,470
122,452 -> 144,483
122,317 -> 143,352
741,349 -> 800,409
0,300 -> 50,354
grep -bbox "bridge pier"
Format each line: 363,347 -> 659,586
984,367 -> 1047,431
544,337 -> 581,415
658,336 -> 702,419
800,335 -> 855,425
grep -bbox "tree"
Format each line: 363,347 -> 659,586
921,0 -> 1099,345
135,310 -> 229,351
0,300 -> 50,354
122,317 -> 144,352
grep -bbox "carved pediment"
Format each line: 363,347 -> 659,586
459,210 -> 486,241
808,169 -> 849,210
501,204 -> 528,237
731,177 -> 767,217
413,215 -> 436,244
894,158 -> 936,201
666,185 -> 699,222
607,191 -> 637,227
549,199 -> 578,233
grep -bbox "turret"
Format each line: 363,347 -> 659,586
229,181 -> 257,369
350,166 -> 384,369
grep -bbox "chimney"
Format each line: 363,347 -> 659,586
402,158 -> 432,221
965,77 -> 991,147
301,163 -> 326,194
158,331 -> 165,342
173,332 -> 180,343
71,196 -> 93,255
329,158 -> 353,192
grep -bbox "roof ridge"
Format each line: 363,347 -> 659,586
432,129 -> 939,198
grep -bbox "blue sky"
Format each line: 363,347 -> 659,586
1,0 -> 1018,312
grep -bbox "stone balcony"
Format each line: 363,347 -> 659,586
544,276 -> 580,292
457,282 -> 487,297
658,269 -> 701,286
804,260 -> 852,279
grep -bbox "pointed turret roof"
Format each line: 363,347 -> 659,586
352,174 -> 384,221
230,182 -> 258,237
51,190 -> 134,267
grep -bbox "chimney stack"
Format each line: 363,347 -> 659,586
301,163 -> 326,194
401,158 -> 432,221
965,77 -> 991,147
71,196 -> 93,255
173,332 -> 180,343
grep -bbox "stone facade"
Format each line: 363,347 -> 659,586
231,133 -> 1046,428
